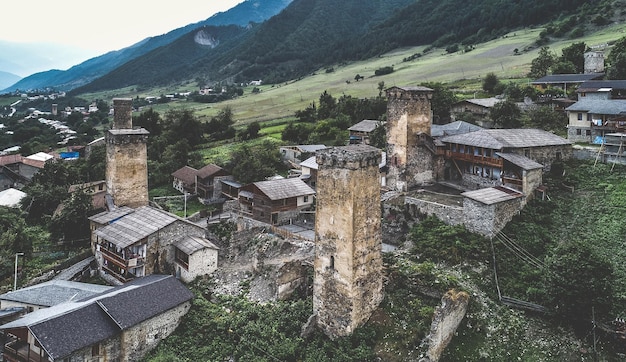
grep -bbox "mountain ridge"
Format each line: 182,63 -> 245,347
2,0 -> 293,93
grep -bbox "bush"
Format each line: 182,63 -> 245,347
374,66 -> 394,76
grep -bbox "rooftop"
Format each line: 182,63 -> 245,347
462,186 -> 524,205
348,120 -> 385,133
565,99 -> 626,115
253,178 -> 315,200
441,129 -> 571,150
0,280 -> 112,308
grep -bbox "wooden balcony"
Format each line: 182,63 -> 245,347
102,264 -> 135,283
4,339 -> 47,362
100,246 -> 145,269
446,151 -> 504,168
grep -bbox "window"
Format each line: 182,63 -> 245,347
330,256 -> 335,270
586,130 -> 591,136
304,196 -> 309,203
524,149 -> 530,158
576,129 -> 582,135
92,344 -> 100,356
577,113 -> 583,121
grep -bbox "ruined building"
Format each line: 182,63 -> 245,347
386,86 -> 442,191
313,145 -> 384,338
106,98 -> 149,208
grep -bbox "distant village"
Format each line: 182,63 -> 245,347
0,49 -> 625,361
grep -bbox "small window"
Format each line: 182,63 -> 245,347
92,344 -> 100,356
586,130 -> 591,136
524,149 -> 531,158
576,129 -> 582,135
330,256 -> 335,270
577,113 -> 583,120
304,196 -> 309,203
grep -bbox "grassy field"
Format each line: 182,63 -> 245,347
77,23 -> 626,125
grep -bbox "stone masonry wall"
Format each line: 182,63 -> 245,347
106,132 -> 150,208
121,302 -> 191,362
314,145 -> 383,338
145,220 -> 206,275
67,335 -> 121,362
463,196 -> 522,239
386,87 -> 434,191
405,197 -> 464,226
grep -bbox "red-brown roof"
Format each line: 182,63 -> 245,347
196,164 -> 228,179
171,166 -> 197,184
0,154 -> 23,166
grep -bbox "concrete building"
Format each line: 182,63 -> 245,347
314,145 -> 384,338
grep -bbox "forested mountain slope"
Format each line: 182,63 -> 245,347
74,0 -> 611,93
2,0 -> 292,93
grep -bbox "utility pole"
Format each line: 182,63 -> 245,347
14,252 -> 24,291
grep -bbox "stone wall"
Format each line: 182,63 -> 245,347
121,301 -> 191,361
145,220 -> 206,275
509,144 -> 572,171
106,131 -> 149,208
112,98 -> 133,129
178,248 -> 218,283
276,261 -> 308,300
67,335 -> 121,362
463,195 -> 522,238
405,197 -> 464,226
314,145 -> 384,338
424,289 -> 470,362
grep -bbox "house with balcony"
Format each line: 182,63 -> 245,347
565,99 -> 626,143
576,80 -> 626,100
239,177 -> 315,224
439,129 -> 571,195
0,275 -> 192,362
195,163 -> 232,200
89,206 -> 218,283
172,166 -> 197,194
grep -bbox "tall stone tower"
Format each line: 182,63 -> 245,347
584,51 -> 605,74
106,98 -> 149,208
313,145 -> 383,339
385,86 -> 434,191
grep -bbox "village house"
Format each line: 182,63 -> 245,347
431,120 -> 483,138
0,153 -> 49,190
1,275 -> 192,362
89,205 -> 219,284
347,119 -> 385,145
565,99 -> 626,143
576,80 -> 626,100
0,188 -> 26,208
171,164 -> 233,200
439,128 -> 571,195
450,97 -> 503,123
239,177 -> 315,224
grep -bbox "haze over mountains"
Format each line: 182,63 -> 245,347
0,0 -> 613,94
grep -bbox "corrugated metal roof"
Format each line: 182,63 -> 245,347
175,235 -> 219,255
299,156 -> 318,170
196,164 -> 226,178
0,280 -> 112,307
459,97 -> 502,108
496,152 -> 543,170
431,121 -> 483,137
440,129 -> 570,150
94,206 -> 178,248
88,206 -> 134,225
532,73 -> 603,84
253,178 -> 315,200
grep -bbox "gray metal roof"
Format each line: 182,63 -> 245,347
299,156 -> 318,170
440,129 -> 571,150
253,178 -> 315,200
348,120 -> 385,133
578,80 -> 626,92
462,187 -> 523,205
0,280 -> 112,308
94,206 -> 179,248
431,121 -> 483,138
175,235 -> 219,255
531,73 -> 603,84
89,206 -> 134,225
388,86 -> 433,92
565,99 -> 626,115
456,97 -> 502,108
496,152 -> 543,170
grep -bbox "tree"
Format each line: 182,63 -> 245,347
490,100 -> 522,128
0,207 -> 38,277
206,107 -> 236,141
49,189 -> 94,242
229,141 -> 285,184
377,81 -> 385,97
134,108 -> 163,136
607,37 -> 626,79
317,91 -> 337,120
523,105 -> 568,135
560,42 -> 587,73
164,109 -> 204,146
528,46 -> 556,78
368,123 -> 386,150
542,240 -> 614,322
421,82 -> 457,124
482,73 -> 501,94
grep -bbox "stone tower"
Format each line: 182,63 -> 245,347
385,86 -> 434,191
584,51 -> 605,74
106,98 -> 149,208
313,145 -> 383,339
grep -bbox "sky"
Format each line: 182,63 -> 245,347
0,0 -> 243,55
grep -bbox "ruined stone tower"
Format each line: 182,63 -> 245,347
106,98 -> 149,208
385,86 -> 435,191
313,145 -> 383,338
